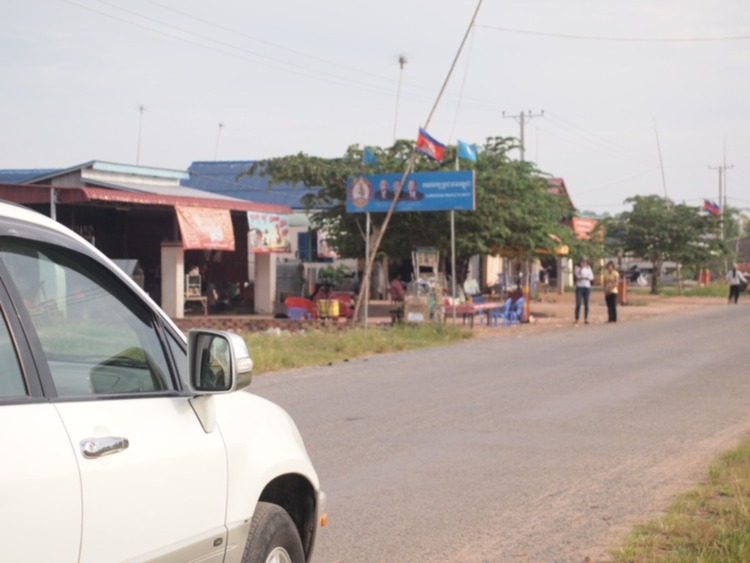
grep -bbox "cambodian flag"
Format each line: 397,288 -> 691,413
415,127 -> 445,162
703,199 -> 720,216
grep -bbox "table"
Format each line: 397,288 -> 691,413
444,302 -> 500,327
185,295 -> 208,316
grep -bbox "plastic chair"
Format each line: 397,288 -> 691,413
286,307 -> 312,320
504,297 -> 524,326
490,298 -> 512,327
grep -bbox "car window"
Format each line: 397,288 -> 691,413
0,311 -> 26,398
0,238 -> 174,397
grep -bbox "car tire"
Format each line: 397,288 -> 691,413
242,502 -> 305,563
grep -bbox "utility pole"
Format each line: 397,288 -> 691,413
709,161 -> 733,241
653,118 -> 669,205
502,109 -> 544,161
393,55 -> 407,143
136,105 -> 146,165
722,136 -> 732,213
214,122 -> 225,160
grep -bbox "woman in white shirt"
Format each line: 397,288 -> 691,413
574,257 -> 594,324
726,264 -> 747,304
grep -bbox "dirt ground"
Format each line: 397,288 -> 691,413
465,291 -> 728,337
367,291 -> 729,334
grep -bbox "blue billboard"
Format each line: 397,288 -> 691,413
346,170 -> 475,213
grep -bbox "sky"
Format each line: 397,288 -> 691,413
3,0 -> 750,216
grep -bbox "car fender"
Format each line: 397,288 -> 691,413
214,391 -> 320,524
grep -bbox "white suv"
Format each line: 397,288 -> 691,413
0,201 -> 324,562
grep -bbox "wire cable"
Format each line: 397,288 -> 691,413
476,23 -> 750,43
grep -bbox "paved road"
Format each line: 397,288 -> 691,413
251,303 -> 750,562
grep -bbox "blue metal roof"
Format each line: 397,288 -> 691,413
183,161 -> 319,210
0,169 -> 61,183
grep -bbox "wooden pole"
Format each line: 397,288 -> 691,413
350,0 -> 483,322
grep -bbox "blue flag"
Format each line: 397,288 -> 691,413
363,147 -> 378,165
457,140 -> 477,162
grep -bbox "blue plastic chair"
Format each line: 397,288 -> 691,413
503,297 -> 524,326
489,298 -> 512,327
286,307 -> 311,320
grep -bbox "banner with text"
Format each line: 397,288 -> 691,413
571,217 -> 598,240
176,206 -> 235,251
346,170 -> 475,213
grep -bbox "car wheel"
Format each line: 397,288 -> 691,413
242,502 -> 305,563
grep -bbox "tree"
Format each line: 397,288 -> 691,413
604,195 -> 726,294
720,205 -> 747,242
247,138 -> 573,284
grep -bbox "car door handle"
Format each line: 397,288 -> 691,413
80,436 -> 130,459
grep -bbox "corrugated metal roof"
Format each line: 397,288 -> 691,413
0,169 -> 62,183
90,161 -> 188,180
83,178 -> 245,202
184,161 -> 320,209
1,160 -> 319,211
12,161 -> 189,184
0,184 -> 292,214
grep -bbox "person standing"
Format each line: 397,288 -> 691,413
726,264 -> 747,304
389,274 -> 405,303
574,257 -> 594,324
602,260 -> 620,323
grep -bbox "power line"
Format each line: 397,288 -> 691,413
65,0 -> 499,119
140,0 -> 408,86
476,23 -> 750,43
448,27 -> 476,144
62,0 -> 398,99
543,112 -> 657,163
571,166 -> 661,196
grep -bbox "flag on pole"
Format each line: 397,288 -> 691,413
363,147 -> 378,165
457,140 -> 477,162
703,199 -> 720,216
415,127 -> 445,162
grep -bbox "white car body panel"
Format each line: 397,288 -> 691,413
0,404 -> 81,562
215,392 -> 320,524
54,398 -> 227,562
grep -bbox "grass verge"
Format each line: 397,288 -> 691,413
660,283 -> 729,298
612,436 -> 750,562
243,322 -> 471,375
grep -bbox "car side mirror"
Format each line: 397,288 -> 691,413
187,330 -> 253,394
